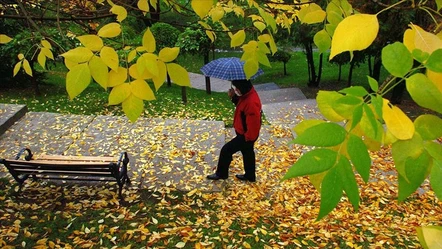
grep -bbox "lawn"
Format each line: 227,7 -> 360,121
0,51 -> 441,248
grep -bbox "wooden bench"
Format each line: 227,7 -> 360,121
0,148 -> 131,199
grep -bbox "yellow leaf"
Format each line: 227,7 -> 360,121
109,83 -> 131,105
110,5 -> 127,22
166,63 -> 190,86
128,49 -> 137,62
243,241 -> 251,249
100,46 -> 119,71
142,28 -> 156,53
64,58 -> 78,70
205,31 -> 216,43
231,30 -> 246,47
77,35 -> 104,52
66,63 -> 91,100
191,0 -> 213,19
254,21 -> 266,32
268,34 -> 277,55
129,64 -> 153,80
61,47 -> 93,63
89,56 -> 108,88
41,39 -> 52,49
175,242 -> 186,248
137,0 -> 149,13
330,14 -> 379,60
298,3 -> 326,24
258,34 -> 271,43
22,59 -> 33,76
41,47 -> 54,60
427,69 -> 442,93
130,79 -> 155,100
123,94 -> 144,122
159,47 -> 180,62
141,53 -> 159,76
108,67 -> 127,87
13,61 -> 22,77
417,226 -> 442,249
243,59 -> 259,79
382,99 -> 415,140
37,51 -> 46,69
0,34 -> 13,44
152,60 -> 167,90
410,24 -> 442,54
97,22 -> 121,38
211,6 -> 224,21
18,53 -> 24,60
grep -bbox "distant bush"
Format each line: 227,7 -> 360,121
150,22 -> 180,51
270,50 -> 292,75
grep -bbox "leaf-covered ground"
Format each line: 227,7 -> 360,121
0,124 -> 441,248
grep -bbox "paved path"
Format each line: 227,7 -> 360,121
0,74 -> 323,193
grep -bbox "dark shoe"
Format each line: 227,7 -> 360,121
235,174 -> 256,182
207,173 -> 228,180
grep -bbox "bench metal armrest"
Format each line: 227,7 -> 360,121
15,148 -> 33,161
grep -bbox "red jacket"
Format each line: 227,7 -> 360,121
233,87 -> 262,141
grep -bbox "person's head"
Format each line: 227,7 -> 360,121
231,79 -> 252,96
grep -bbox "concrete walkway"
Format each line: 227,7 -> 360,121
0,74 -> 323,193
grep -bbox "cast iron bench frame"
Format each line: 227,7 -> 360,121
0,148 -> 131,199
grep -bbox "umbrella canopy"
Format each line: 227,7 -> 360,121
200,57 -> 264,81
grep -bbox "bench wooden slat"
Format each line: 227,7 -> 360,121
9,164 -> 113,172
6,159 -> 111,166
34,155 -> 116,162
12,168 -> 114,176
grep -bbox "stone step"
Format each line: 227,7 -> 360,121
257,88 -> 307,104
254,83 -> 280,92
262,99 -> 323,128
0,104 -> 28,136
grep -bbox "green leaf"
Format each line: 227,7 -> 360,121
336,156 -> 360,211
282,149 -> 338,180
66,63 -> 91,100
293,119 -> 325,136
318,166 -> 343,220
430,160 -> 442,200
417,226 -> 442,249
122,94 -> 144,122
361,104 -> 379,140
339,86 -> 369,97
425,49 -> 442,73
437,0 -> 442,11
412,49 -> 430,63
314,30 -> 331,54
414,114 -> 442,140
347,134 -> 371,182
424,141 -> 442,161
367,76 -> 379,92
317,91 -> 346,122
370,95 -> 383,119
350,104 -> 363,130
406,73 -> 442,114
333,95 -> 363,119
291,122 -> 347,147
392,134 -> 424,180
398,151 -> 431,202
381,42 -> 413,78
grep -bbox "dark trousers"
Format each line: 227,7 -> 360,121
216,134 -> 256,180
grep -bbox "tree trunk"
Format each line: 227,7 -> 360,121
317,53 -> 323,84
283,62 -> 287,75
347,60 -> 355,87
167,73 -> 171,87
372,55 -> 382,82
181,87 -> 187,104
368,55 -> 373,77
30,60 -> 40,96
204,52 -> 211,94
305,42 -> 319,88
338,65 -> 342,82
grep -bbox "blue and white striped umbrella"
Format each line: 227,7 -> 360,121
200,57 -> 264,80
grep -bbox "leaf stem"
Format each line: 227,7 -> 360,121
376,0 -> 409,16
